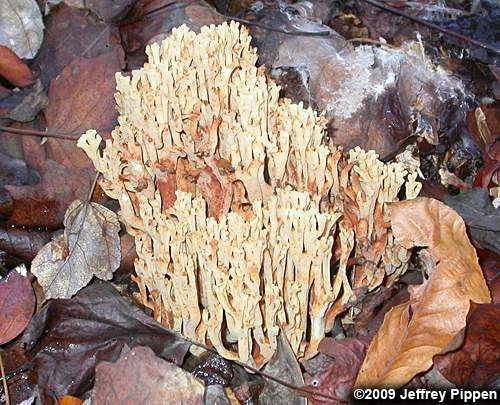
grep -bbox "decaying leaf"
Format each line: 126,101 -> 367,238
434,301 -> 500,388
44,0 -> 134,22
444,188 -> 500,255
0,151 -> 40,188
7,79 -> 48,122
0,269 -> 35,344
31,200 -> 121,299
204,385 -> 231,405
0,0 -> 44,59
302,336 -> 370,404
260,330 -> 306,405
191,352 -> 233,386
0,45 -> 34,87
355,198 -> 491,388
34,4 -> 123,86
5,160 -> 95,228
0,226 -> 53,262
44,51 -> 123,170
92,346 -> 204,405
20,281 -> 190,399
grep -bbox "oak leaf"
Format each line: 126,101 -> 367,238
354,198 -> 490,388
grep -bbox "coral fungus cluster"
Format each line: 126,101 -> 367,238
78,22 -> 421,367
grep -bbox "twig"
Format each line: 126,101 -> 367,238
359,0 -> 500,54
87,172 -> 101,202
0,364 -> 34,383
185,338 -> 343,403
0,125 -> 79,141
0,351 -> 10,405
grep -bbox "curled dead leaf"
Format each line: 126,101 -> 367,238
354,198 -> 491,388
31,200 -> 121,299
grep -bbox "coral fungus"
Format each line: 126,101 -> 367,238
78,22 -> 421,367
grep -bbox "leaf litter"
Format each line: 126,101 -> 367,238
19,281 -> 190,399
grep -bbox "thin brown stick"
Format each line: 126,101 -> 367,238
360,0 -> 500,54
0,351 -> 10,405
0,125 -> 79,141
186,338 -> 343,403
87,172 -> 101,202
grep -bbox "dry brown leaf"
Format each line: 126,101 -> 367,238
0,269 -> 35,344
355,197 -> 491,388
92,346 -> 204,404
45,51 -> 123,169
31,200 -> 121,299
5,160 -> 95,228
0,45 -> 34,87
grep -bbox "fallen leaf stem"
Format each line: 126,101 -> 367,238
0,363 -> 33,383
0,125 -> 79,141
0,351 -> 10,405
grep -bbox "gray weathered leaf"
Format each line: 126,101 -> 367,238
44,0 -> 135,21
260,329 -> 306,405
31,200 -> 121,298
444,188 -> 500,255
0,0 -> 44,59
7,79 -> 48,122
204,385 -> 231,405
